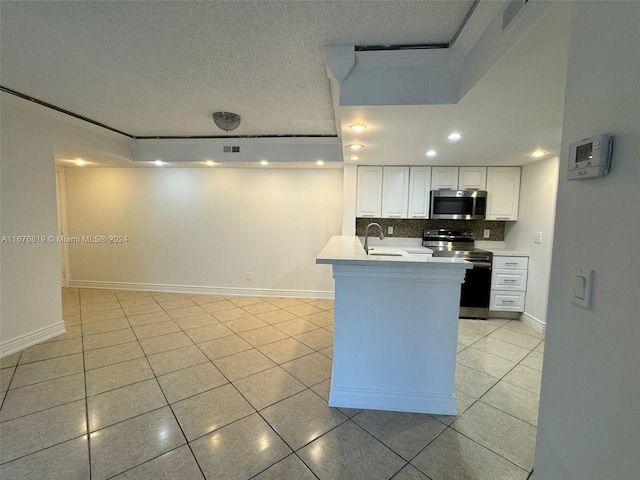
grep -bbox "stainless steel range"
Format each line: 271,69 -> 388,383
423,229 -> 493,319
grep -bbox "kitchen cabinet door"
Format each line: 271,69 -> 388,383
408,167 -> 431,218
431,167 -> 459,190
459,167 -> 487,190
356,166 -> 383,217
382,166 -> 409,218
486,167 -> 521,220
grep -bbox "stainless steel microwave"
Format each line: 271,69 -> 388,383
430,190 -> 487,220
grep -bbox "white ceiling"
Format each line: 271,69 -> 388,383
1,1 -> 570,167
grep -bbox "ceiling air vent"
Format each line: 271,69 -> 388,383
223,146 -> 240,153
502,0 -> 527,31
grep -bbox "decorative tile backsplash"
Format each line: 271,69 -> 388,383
355,218 -> 505,241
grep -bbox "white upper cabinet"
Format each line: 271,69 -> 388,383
486,166 -> 521,220
356,166 -> 383,217
458,167 -> 487,190
408,167 -> 432,218
430,167 -> 459,190
382,167 -> 410,218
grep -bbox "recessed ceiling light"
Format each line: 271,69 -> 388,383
316,160 -> 325,166
447,132 -> 462,142
260,160 -> 269,166
153,160 -> 165,166
531,150 -> 545,158
75,159 -> 86,166
426,150 -> 437,158
349,124 -> 366,132
350,155 -> 359,161
204,160 -> 216,166
349,144 -> 364,150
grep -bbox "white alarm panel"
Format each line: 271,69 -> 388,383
567,134 -> 612,180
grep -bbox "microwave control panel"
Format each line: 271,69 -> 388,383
567,134 -> 613,180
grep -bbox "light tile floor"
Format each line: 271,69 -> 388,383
0,288 -> 544,479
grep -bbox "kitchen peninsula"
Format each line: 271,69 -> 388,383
316,235 -> 471,414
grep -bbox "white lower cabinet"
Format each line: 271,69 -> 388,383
490,255 -> 528,312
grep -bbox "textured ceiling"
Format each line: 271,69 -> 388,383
0,0 -> 474,137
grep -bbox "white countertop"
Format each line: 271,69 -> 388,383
316,236 -> 471,268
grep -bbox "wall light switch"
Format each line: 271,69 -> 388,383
534,232 -> 543,244
388,226 -> 393,235
571,267 -> 594,309
483,229 -> 490,238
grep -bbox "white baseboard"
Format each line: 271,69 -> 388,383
1,321 -> 66,358
68,280 -> 335,300
521,312 -> 546,334
329,385 -> 457,415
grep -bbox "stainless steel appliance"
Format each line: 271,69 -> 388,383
430,190 -> 487,220
423,229 -> 493,319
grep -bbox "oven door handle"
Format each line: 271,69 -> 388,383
469,261 -> 492,268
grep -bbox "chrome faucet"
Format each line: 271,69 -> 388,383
364,222 -> 384,254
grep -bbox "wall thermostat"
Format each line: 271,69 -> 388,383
567,134 -> 613,180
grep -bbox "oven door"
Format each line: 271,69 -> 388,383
459,261 -> 492,319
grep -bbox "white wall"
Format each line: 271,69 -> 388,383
505,156 -> 558,328
534,2 -> 640,479
0,97 -> 132,353
64,166 -> 342,296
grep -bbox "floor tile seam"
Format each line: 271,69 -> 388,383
376,411 -> 457,472
272,323 -> 323,338
148,357 -> 211,378
81,337 -> 139,355
475,398 -> 539,428
496,376 -> 541,396
9,358 -> 85,387
246,452 -> 322,480
79,318 -> 128,328
79,305 -> 126,316
88,403 -> 171,435
455,361 -> 502,381
349,413 -> 442,464
85,375 -> 163,402
81,324 -> 135,338
0,432 -> 90,468
457,344 -> 522,368
40,332 -> 84,345
447,425 -> 533,473
0,386 -> 87,424
460,339 -> 533,362
0,356 -> 21,408
252,406 -> 314,457
469,344 -> 532,363
297,417 -> 406,465
270,349 -> 327,370
99,444 -> 194,480
500,323 -> 545,340
80,332 -> 94,480
252,385 -> 321,416
16,342 -> 84,370
183,408 -> 258,445
490,325 -> 545,348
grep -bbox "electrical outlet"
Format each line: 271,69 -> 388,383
483,229 -> 490,239
534,232 -> 543,244
246,272 -> 252,281
388,226 -> 393,235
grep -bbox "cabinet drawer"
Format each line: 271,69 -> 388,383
493,256 -> 528,270
492,270 -> 527,290
490,291 -> 525,311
